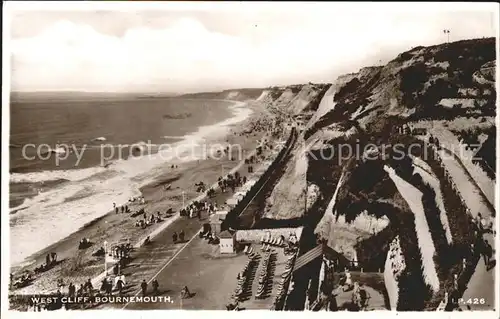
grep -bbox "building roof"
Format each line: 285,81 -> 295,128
219,231 -> 234,239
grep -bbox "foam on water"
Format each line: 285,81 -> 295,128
10,166 -> 106,184
9,101 -> 252,266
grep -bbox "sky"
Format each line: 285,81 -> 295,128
5,2 -> 498,93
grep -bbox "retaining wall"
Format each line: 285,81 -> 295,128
222,127 -> 298,230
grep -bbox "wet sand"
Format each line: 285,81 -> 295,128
9,100 -> 281,296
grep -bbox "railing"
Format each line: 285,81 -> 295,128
293,245 -> 323,273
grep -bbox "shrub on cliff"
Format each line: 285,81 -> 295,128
334,78 -> 361,102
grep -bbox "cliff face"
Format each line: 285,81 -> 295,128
179,88 -> 266,101
306,37 -> 496,139
263,37 -> 496,310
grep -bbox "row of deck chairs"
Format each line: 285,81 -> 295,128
260,243 -> 275,252
260,234 -> 285,247
243,245 -> 260,259
272,254 -> 296,310
231,256 -> 260,304
255,251 -> 276,299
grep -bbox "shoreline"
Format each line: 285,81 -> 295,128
8,98 -> 250,267
9,99 -> 276,295
8,98 -> 240,210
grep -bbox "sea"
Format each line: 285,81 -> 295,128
9,94 -> 252,266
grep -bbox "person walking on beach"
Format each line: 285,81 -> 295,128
116,277 -> 124,295
358,283 -> 370,310
85,278 -> 93,294
141,279 -> 148,297
68,283 -> 76,298
106,279 -> 113,296
459,258 -> 467,277
152,279 -> 159,295
77,284 -> 85,297
476,213 -> 484,232
481,239 -> 493,266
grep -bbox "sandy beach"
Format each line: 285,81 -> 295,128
9,99 -> 285,298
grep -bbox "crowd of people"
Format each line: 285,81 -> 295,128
441,211 -> 495,311
199,228 -> 220,245
140,279 -> 161,297
172,230 -> 185,244
217,172 -> 246,193
135,211 -> 164,228
11,252 -> 59,289
32,252 -> 58,274
10,272 -> 33,289
114,202 -> 131,214
388,237 -> 406,278
180,200 -> 205,219
78,237 -> 92,250
470,213 -> 494,267
127,196 -> 145,205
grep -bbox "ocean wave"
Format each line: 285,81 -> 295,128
10,166 -> 106,184
182,101 -> 252,142
9,181 -> 140,266
10,201 -> 29,214
63,185 -> 99,203
10,184 -> 83,216
162,135 -> 186,140
9,100 -> 253,266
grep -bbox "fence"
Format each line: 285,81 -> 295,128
235,227 -> 303,243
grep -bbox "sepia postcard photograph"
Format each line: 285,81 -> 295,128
1,1 -> 499,317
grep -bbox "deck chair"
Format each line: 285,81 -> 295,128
265,233 -> 271,243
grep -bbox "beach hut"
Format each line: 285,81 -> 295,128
219,231 -> 236,254
226,198 -> 239,207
